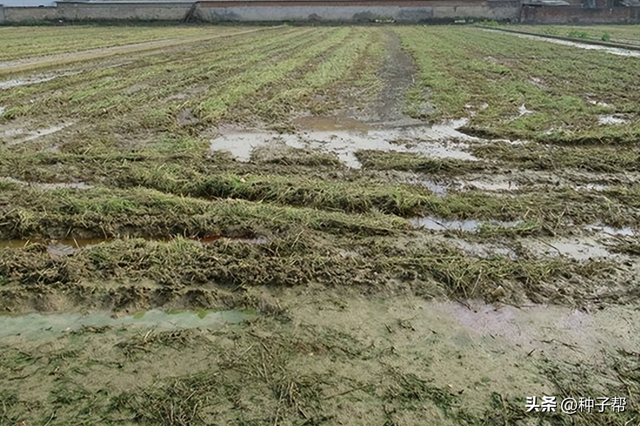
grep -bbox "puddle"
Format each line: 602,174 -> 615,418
208,131 -> 305,162
584,223 -> 636,236
435,299 -> 638,361
293,115 -> 372,132
529,77 -> 544,88
20,124 -> 72,143
597,114 -> 628,125
0,106 -> 5,116
505,104 -> 534,122
438,300 -> 640,372
546,240 -> 611,260
410,216 -> 522,232
443,302 -> 532,347
418,179 -> 449,196
0,308 -> 254,339
0,76 -> 60,90
2,123 -> 74,145
0,176 -> 92,190
442,301 -> 596,349
1,129 -> 23,138
210,118 -> 478,169
0,238 -> 112,256
102,61 -> 135,70
575,183 -> 609,192
485,29 -> 640,57
0,71 -> 82,90
288,293 -> 640,392
518,104 -> 534,116
523,237 -> 611,261
36,182 -> 93,190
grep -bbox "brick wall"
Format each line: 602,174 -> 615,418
521,4 -> 640,23
56,2 -> 192,21
3,5 -> 59,21
195,0 -> 520,22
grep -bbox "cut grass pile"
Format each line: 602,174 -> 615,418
472,140 -> 640,173
0,186 -> 409,240
0,232 -> 616,309
356,149 -> 489,174
2,166 -> 639,242
0,25 -> 638,309
116,166 -> 438,216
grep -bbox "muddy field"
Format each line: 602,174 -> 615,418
506,24 -> 640,47
1,24 -> 640,425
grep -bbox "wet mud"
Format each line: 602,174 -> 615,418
1,25 -> 639,426
0,308 -> 252,339
210,118 -> 478,168
369,29 -> 429,125
1,122 -> 74,146
409,216 -> 523,232
0,71 -> 83,90
1,288 -> 638,424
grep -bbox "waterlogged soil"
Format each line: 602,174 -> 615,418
0,71 -> 83,90
1,25 -> 640,425
481,28 -> 640,58
209,118 -> 478,168
0,308 -> 252,339
521,236 -> 612,260
597,114 -> 629,126
409,216 -> 523,232
0,122 -> 75,146
0,177 -> 93,190
1,289 -> 638,425
409,175 -> 520,196
369,29 -> 429,125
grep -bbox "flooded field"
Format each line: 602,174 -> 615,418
512,24 -> 640,47
1,24 -> 640,425
209,119 -> 478,168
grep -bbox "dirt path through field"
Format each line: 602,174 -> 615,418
0,25 -> 285,76
370,29 -> 423,125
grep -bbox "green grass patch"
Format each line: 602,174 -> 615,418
395,26 -> 640,144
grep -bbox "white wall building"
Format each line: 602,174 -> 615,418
1,0 -> 57,6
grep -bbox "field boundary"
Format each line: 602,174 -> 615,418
481,25 -> 640,51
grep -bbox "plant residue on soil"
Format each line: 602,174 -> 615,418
1,24 -> 640,426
